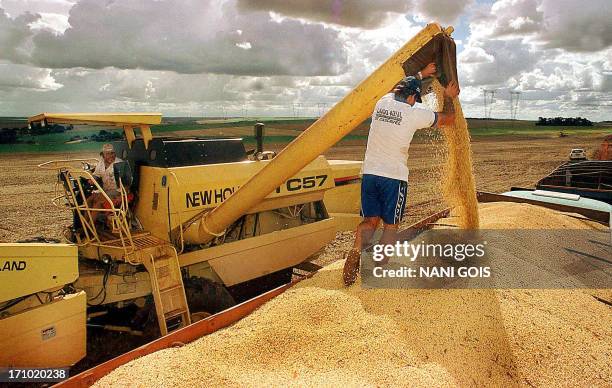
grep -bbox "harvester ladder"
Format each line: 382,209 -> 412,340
144,246 -> 191,336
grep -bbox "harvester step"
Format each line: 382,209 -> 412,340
164,309 -> 188,320
143,245 -> 191,336
160,284 -> 183,293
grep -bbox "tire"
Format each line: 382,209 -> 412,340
184,276 -> 236,315
227,267 -> 294,303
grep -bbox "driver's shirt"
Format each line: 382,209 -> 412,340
362,93 -> 437,182
93,158 -> 123,192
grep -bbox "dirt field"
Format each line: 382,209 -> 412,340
0,133 -> 606,242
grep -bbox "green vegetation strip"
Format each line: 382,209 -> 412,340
1,116 -> 609,154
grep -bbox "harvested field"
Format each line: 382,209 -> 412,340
94,203 -> 611,387
1,133 -> 606,243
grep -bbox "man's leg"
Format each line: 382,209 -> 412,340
376,177 -> 408,265
376,223 -> 399,266
343,217 -> 380,286
343,174 -> 382,285
353,216 -> 381,251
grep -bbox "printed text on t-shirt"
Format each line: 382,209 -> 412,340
374,107 -> 402,125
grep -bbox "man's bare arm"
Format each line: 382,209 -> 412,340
436,80 -> 460,126
437,112 -> 455,126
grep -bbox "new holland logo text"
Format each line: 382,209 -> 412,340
0,260 -> 26,271
186,186 -> 238,208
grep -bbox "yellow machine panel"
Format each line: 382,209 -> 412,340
135,156 -> 335,244
0,291 -> 86,367
179,218 -> 336,286
0,244 -> 78,302
76,263 -> 152,306
324,160 -> 363,230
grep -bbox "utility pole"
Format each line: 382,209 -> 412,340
482,89 -> 496,119
292,103 -> 303,118
316,102 -> 328,117
509,91 -> 521,120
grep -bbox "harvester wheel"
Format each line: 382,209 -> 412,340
227,267 -> 294,303
184,276 -> 236,315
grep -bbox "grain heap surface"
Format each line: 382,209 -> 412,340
440,201 -> 607,230
95,203 -> 610,387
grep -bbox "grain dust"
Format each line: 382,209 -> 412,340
428,80 -> 480,229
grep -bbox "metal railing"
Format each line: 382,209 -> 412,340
39,159 -> 138,261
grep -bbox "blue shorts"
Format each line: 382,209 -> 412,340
360,174 -> 408,225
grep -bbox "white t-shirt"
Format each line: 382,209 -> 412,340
362,93 -> 437,182
93,157 -> 123,192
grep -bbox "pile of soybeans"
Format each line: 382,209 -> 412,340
95,203 -> 611,388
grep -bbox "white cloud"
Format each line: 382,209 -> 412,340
475,0 -> 542,37
472,0 -> 612,53
538,0 -> 612,52
0,63 -> 61,90
1,0 -> 74,32
237,0 -> 412,29
29,12 -> 69,32
415,0 -> 474,24
0,9 -> 38,62
0,0 -> 74,17
459,38 -> 539,86
27,0 -> 348,76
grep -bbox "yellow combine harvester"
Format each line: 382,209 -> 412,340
0,22 -> 459,368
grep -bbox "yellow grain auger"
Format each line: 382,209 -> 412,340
1,22 -> 460,367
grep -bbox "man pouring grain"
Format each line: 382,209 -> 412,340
343,74 -> 460,286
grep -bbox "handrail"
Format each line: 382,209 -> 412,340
38,159 -> 99,171
169,171 -> 185,253
44,163 -> 138,258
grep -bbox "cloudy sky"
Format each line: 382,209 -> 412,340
0,0 -> 610,120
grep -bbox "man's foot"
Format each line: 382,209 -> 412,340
342,248 -> 361,286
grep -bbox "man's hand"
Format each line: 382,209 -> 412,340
444,80 -> 460,98
437,112 -> 456,127
421,62 -> 436,78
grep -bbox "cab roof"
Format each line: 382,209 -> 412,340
28,112 -> 162,126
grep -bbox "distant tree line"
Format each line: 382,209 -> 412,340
536,117 -> 593,126
90,129 -> 122,142
68,130 -> 122,142
26,123 -> 73,135
0,125 -> 122,145
0,123 -> 73,144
